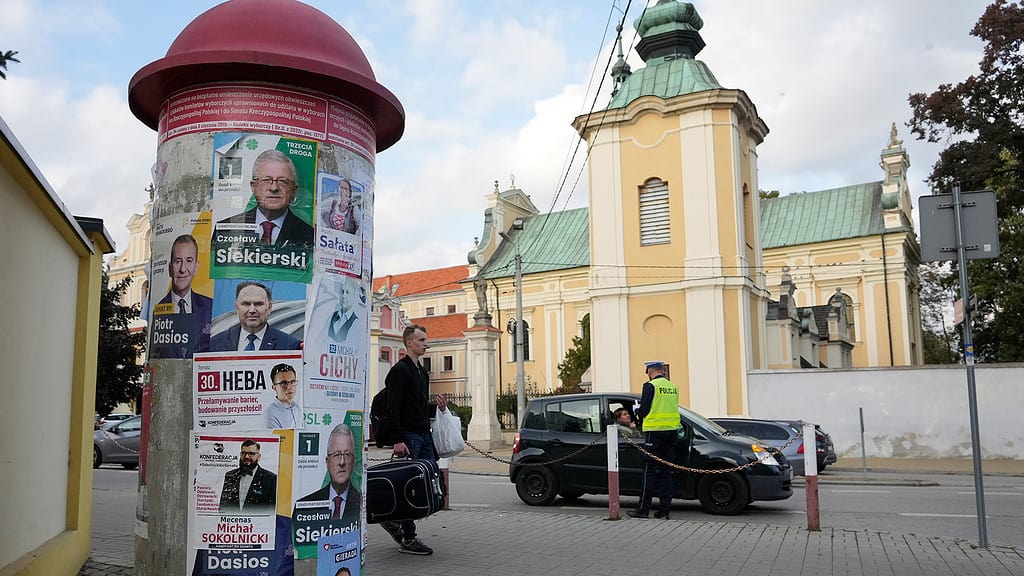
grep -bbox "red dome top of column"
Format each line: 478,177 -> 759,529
128,0 -> 404,151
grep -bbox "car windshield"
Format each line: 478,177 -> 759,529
679,404 -> 729,436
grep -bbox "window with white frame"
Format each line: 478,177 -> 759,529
510,319 -> 532,361
443,355 -> 453,372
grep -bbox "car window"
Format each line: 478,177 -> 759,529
679,405 -> 728,437
756,423 -> 791,441
117,417 -> 142,432
522,404 -> 547,430
545,399 -> 602,433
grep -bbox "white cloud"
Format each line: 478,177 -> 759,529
1,76 -> 156,252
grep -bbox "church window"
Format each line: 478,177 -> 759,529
639,178 -> 670,246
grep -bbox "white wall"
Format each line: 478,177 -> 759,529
0,172 -> 80,567
748,364 -> 1024,459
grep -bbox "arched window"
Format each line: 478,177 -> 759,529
380,305 -> 392,329
639,178 -> 670,246
510,319 -> 531,361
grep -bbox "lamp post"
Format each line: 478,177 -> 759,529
499,217 -> 526,426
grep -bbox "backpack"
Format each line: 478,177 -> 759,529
370,386 -> 391,448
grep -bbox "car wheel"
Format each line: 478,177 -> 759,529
515,466 -> 559,506
93,446 -> 102,469
122,463 -> 138,470
697,472 -> 749,515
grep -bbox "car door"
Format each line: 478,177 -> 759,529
544,397 -> 606,491
109,416 -> 142,461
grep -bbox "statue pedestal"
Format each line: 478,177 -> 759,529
464,325 -> 504,449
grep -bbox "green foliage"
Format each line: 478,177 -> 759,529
96,273 -> 147,414
919,262 -> 957,364
0,50 -> 19,79
908,1 -> 1024,362
556,314 -> 590,391
759,189 -> 780,199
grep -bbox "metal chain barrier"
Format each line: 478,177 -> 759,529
104,435 -> 140,454
625,432 -> 801,474
370,428 -> 799,473
463,436 -> 606,468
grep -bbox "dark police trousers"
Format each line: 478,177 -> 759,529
637,429 -> 678,516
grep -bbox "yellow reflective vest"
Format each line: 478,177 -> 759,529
641,377 -> 679,431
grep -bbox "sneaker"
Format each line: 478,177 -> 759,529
380,521 -> 404,545
653,511 -> 670,519
399,538 -> 434,555
626,509 -> 649,519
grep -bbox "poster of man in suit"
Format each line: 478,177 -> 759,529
187,434 -> 280,571
209,133 -> 317,283
149,213 -> 215,359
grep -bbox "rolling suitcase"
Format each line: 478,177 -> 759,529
366,458 -> 445,524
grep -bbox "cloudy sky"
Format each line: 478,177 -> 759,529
0,0 -> 991,275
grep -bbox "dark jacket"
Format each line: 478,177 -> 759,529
219,465 -> 277,513
217,207 -> 314,247
380,355 -> 432,443
155,291 -> 213,357
295,485 -> 362,526
209,324 -> 302,352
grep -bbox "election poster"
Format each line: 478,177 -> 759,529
209,132 -> 317,284
291,411 -> 364,560
303,273 -> 368,409
187,433 -> 281,575
193,351 -> 304,431
207,278 -> 307,354
149,211 -> 215,359
314,173 -> 366,278
316,531 -> 360,576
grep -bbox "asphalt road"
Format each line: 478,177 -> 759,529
448,470 -> 1024,549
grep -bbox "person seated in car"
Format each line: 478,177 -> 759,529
614,408 -> 641,437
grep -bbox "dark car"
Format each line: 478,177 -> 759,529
93,415 -> 142,469
778,420 -> 837,471
509,393 -> 793,515
712,418 -> 807,476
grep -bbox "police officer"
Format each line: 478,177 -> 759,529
627,360 -> 680,519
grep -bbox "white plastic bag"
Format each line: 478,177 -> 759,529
432,406 -> 465,458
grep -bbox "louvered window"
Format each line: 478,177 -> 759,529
639,179 -> 670,246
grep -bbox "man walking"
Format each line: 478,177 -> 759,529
377,324 -> 445,555
628,361 -> 680,520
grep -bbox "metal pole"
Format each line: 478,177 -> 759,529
859,407 -> 867,480
514,252 -> 526,427
953,182 -> 988,548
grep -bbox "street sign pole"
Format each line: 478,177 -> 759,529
952,183 -> 988,548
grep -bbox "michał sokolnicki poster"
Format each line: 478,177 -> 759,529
187,433 -> 281,575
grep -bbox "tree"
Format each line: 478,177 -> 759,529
556,314 -> 590,393
918,262 -> 957,364
759,189 -> 780,199
0,50 -> 19,79
96,272 -> 147,414
908,0 -> 1024,362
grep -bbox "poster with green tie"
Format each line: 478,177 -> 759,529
209,132 -> 318,284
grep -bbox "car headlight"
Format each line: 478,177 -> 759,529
751,444 -> 779,467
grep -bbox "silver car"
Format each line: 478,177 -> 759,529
93,415 -> 142,469
711,418 -> 808,476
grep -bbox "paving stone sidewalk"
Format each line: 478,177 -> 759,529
363,508 -> 1023,576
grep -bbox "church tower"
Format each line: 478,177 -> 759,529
573,0 -> 769,416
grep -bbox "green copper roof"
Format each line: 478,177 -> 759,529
760,182 -> 896,249
608,57 -> 721,109
479,207 -> 590,279
607,1 -> 720,109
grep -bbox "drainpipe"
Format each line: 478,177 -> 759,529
880,232 -> 894,366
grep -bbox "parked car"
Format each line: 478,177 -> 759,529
94,415 -> 142,469
509,393 -> 793,515
95,412 -> 136,430
778,420 -> 837,471
712,418 -> 807,476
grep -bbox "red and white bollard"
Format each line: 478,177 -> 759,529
607,424 -> 620,520
804,423 -> 820,531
